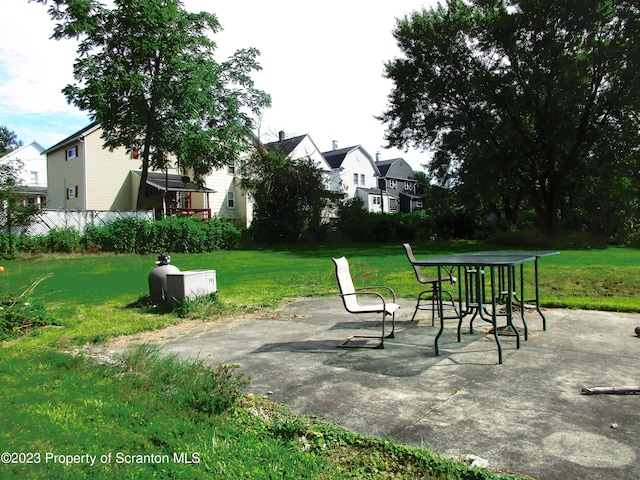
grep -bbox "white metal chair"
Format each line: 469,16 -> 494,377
403,243 -> 457,325
332,256 -> 400,349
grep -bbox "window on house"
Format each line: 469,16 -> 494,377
389,179 -> 397,189
227,191 -> 235,209
360,174 -> 365,185
353,173 -> 358,185
405,181 -> 413,191
66,146 -> 78,160
30,171 -> 38,185
228,165 -> 235,175
416,200 -> 423,208
373,196 -> 381,205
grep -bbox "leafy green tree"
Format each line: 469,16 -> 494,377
380,0 -> 640,236
0,127 -> 23,156
241,140 -> 331,243
35,0 -> 270,209
0,161 -> 41,257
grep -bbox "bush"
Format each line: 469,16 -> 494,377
337,200 -> 454,243
97,217 -> 145,253
0,216 -> 242,256
0,300 -> 58,341
489,228 -> 610,249
81,216 -> 242,254
42,228 -> 82,253
2,230 -> 83,256
0,233 -> 16,258
0,276 -> 59,340
81,224 -> 104,252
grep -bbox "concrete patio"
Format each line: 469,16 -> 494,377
98,298 -> 640,480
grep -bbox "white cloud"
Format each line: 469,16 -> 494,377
1,0 -> 437,168
0,0 -> 89,146
0,0 -> 80,113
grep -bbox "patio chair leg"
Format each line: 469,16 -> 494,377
385,312 -> 395,339
411,305 -> 419,322
337,311 -> 394,348
337,335 -> 384,349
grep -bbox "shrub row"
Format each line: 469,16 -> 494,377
336,200 -> 487,243
1,216 -> 241,256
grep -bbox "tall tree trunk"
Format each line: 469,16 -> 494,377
136,132 -> 154,210
136,157 -> 149,211
136,115 -> 155,210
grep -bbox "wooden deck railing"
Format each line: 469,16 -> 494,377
168,208 -> 212,219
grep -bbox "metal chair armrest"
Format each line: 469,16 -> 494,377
355,286 -> 396,302
340,291 -> 389,313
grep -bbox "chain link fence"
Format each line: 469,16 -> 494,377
3,209 -> 156,236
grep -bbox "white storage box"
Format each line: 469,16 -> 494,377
166,269 -> 217,302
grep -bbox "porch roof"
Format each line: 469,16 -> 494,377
132,170 -> 215,193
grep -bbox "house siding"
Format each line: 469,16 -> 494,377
203,166 -> 237,218
339,149 -> 378,197
84,130 -> 138,210
376,158 -> 418,213
1,142 -> 47,188
47,142 -> 87,210
200,160 -> 254,228
287,137 -> 329,172
47,125 -> 183,212
1,141 -> 48,205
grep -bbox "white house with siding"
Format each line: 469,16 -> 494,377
199,161 -> 253,228
199,132 -> 335,228
322,144 -> 395,213
266,132 -> 332,176
0,140 -> 48,206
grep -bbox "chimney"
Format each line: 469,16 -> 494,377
332,140 -> 338,150
278,130 -> 285,141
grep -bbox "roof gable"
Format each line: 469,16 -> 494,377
265,134 -> 331,171
44,122 -> 100,153
0,140 -> 45,162
322,145 -> 379,174
265,134 -> 307,157
375,158 -> 414,180
322,146 -> 358,169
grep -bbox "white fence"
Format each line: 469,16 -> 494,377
8,209 -> 156,236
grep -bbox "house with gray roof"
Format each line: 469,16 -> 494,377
375,158 -> 421,213
266,131 -> 332,175
322,144 -> 393,213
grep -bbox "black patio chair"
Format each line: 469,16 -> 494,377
403,243 -> 457,325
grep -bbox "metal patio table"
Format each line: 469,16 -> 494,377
413,251 -> 558,364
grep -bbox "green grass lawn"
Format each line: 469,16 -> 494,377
3,242 -> 638,320
1,243 -> 638,479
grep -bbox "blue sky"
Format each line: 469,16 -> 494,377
1,0 -> 436,169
